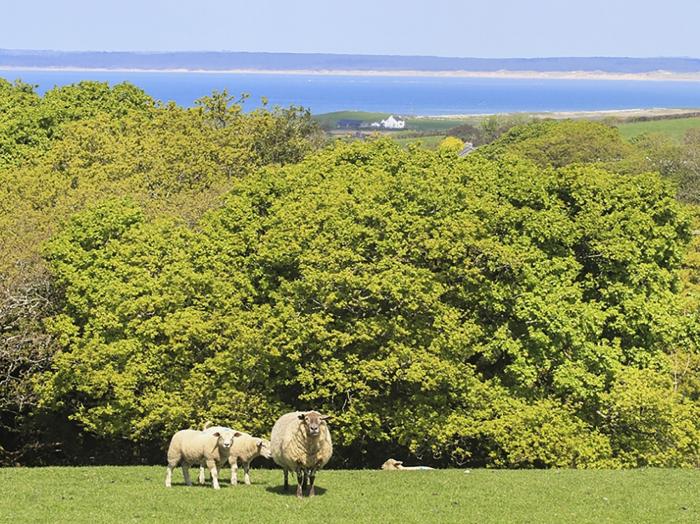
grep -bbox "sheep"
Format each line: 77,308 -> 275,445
164,428 -> 241,489
197,424 -> 272,486
381,458 -> 435,470
270,410 -> 332,498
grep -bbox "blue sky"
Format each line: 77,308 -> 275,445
2,0 -> 699,58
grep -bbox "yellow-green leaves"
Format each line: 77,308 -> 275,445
38,137 -> 700,467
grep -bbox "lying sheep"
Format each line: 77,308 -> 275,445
270,410 -> 332,497
381,458 -> 435,470
197,423 -> 272,486
165,428 -> 241,489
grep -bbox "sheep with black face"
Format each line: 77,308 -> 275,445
270,410 -> 333,497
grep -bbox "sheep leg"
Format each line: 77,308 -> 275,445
302,469 -> 308,491
182,464 -> 192,486
295,467 -> 304,498
207,460 -> 220,490
284,469 -> 289,491
243,462 -> 251,485
231,458 -> 239,485
197,465 -> 206,485
308,470 -> 317,498
165,464 -> 174,488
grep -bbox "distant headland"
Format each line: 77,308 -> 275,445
3,50 -> 700,81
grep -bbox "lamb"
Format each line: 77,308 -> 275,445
197,424 -> 272,486
381,458 -> 435,470
270,410 -> 333,498
164,428 -> 241,489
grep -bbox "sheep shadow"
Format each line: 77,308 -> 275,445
167,481 -> 271,489
165,482 -> 214,488
265,484 -> 328,497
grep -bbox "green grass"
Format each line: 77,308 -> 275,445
403,117 -> 473,132
617,117 -> 700,141
393,135 -> 446,150
1,467 -> 699,523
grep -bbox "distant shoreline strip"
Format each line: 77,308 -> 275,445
3,66 -> 700,82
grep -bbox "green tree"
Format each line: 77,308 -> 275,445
37,139 -> 700,467
480,119 -> 634,168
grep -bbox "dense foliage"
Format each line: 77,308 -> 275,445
0,79 -> 323,463
38,138 -> 700,468
447,115 -> 527,146
3,78 -> 700,468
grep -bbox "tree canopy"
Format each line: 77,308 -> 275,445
37,138 -> 700,467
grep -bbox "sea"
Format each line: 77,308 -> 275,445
2,69 -> 700,115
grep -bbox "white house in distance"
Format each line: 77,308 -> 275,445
371,115 -> 406,129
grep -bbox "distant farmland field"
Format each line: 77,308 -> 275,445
392,134 -> 447,149
616,116 -> 700,141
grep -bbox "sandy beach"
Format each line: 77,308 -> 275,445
3,66 -> 700,82
415,108 -> 700,120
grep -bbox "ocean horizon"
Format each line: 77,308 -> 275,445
3,68 -> 700,115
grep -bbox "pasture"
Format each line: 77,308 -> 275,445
1,467 -> 698,523
616,116 -> 700,141
392,134 -> 447,149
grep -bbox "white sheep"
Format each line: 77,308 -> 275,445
197,424 -> 272,486
164,428 -> 241,489
270,410 -> 333,498
381,458 -> 435,470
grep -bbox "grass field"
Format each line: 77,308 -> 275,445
392,134 -> 447,149
313,111 -> 390,129
405,117 -> 474,131
616,116 -> 700,141
1,467 -> 698,523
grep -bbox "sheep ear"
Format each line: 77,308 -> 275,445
256,438 -> 263,447
320,415 -> 332,421
298,414 -> 306,420
395,461 -> 403,465
212,432 -> 221,438
233,432 -> 243,438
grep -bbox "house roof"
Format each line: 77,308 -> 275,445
458,142 -> 477,156
337,119 -> 363,127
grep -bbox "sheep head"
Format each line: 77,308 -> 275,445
212,429 -> 242,449
257,438 -> 273,459
381,459 -> 404,470
298,411 -> 331,437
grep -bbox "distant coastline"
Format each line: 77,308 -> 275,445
3,50 -> 700,81
4,66 -> 700,82
415,108 -> 700,120
6,64 -> 700,115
